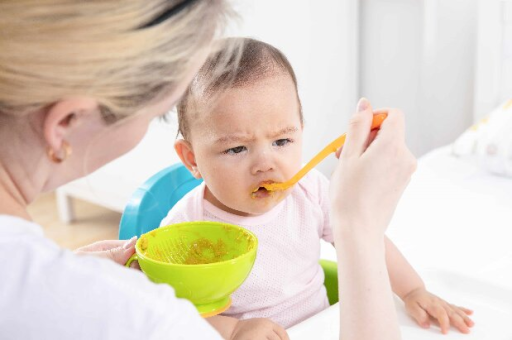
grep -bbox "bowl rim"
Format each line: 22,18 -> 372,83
135,221 -> 258,268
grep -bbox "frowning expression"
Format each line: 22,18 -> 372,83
186,74 -> 303,216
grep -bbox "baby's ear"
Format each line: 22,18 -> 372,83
175,139 -> 202,179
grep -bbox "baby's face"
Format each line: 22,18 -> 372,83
189,74 -> 303,216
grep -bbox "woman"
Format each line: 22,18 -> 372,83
0,0 -> 414,339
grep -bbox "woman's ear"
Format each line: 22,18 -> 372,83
43,97 -> 100,153
175,139 -> 202,179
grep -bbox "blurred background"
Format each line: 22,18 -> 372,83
230,0 -> 509,170
35,0 -> 512,249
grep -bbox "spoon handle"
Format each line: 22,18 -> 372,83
263,113 -> 387,191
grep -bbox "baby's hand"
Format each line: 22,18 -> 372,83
403,287 -> 474,334
231,318 -> 289,340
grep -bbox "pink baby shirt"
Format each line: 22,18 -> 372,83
160,169 -> 334,328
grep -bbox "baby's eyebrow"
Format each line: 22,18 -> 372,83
268,126 -> 299,138
215,135 -> 253,144
214,126 -> 299,144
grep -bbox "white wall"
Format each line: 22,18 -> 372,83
360,0 -> 478,156
228,0 -> 480,174
474,0 -> 512,119
227,0 -> 358,175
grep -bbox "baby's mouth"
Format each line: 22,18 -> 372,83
251,181 -> 274,198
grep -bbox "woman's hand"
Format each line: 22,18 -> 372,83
332,98 -> 415,340
330,98 -> 417,240
75,236 -> 137,266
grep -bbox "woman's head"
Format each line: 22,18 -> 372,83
0,0 -> 232,195
0,0 -> 228,119
175,37 -> 304,216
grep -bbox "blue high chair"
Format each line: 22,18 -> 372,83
119,163 -> 339,305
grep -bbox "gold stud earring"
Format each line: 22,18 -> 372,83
47,141 -> 72,163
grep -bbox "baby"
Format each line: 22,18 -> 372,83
161,37 -> 474,335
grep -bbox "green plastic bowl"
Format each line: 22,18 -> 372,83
125,221 -> 258,317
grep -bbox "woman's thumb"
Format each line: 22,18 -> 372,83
357,97 -> 371,113
342,97 -> 373,157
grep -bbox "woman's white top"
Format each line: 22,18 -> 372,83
0,215 -> 221,340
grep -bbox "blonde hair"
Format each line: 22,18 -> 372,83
177,37 -> 303,140
0,0 -> 232,121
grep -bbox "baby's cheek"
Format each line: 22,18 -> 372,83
222,182 -> 247,207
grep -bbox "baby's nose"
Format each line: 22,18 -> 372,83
251,156 -> 275,175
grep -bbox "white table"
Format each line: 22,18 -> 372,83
291,146 -> 512,339
288,270 -> 512,339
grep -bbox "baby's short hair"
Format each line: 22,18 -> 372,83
177,37 -> 303,140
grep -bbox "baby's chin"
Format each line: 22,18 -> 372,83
222,198 -> 283,217
207,187 -> 291,217
240,190 -> 290,215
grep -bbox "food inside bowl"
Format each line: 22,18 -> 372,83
183,238 -> 228,264
139,226 -> 256,265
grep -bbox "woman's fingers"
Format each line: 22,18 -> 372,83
369,108 -> 406,147
335,117 -> 377,159
364,129 -> 379,151
75,237 -> 137,265
335,146 -> 343,158
75,237 -> 136,252
342,98 -> 374,158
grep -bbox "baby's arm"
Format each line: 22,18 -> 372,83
207,315 -> 289,340
385,237 -> 474,334
384,236 -> 424,298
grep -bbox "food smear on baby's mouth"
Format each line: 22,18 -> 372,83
251,180 -> 277,198
251,187 -> 272,199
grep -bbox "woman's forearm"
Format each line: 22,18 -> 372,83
336,229 -> 401,340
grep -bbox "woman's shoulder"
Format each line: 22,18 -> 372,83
0,214 -> 44,236
0,222 -> 220,339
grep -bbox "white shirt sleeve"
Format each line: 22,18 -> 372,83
0,216 -> 221,340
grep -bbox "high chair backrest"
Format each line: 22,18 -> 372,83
119,163 -> 202,240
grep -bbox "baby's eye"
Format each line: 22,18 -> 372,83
273,138 -> 292,147
223,146 -> 247,155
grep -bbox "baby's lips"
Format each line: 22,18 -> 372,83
251,180 -> 276,193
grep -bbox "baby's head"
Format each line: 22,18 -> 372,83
175,37 -> 304,216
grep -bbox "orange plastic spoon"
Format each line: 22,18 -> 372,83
255,113 -> 387,192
